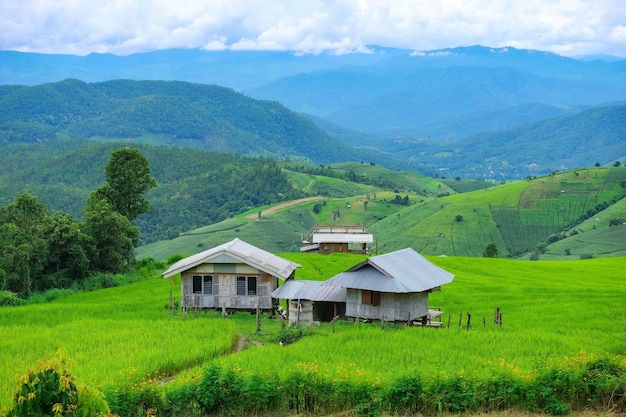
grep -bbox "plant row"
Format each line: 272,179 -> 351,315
102,358 -> 625,417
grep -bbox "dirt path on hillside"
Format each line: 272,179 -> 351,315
247,196 -> 324,220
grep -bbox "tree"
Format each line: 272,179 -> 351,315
455,214 -> 463,222
483,243 -> 499,258
82,195 -> 139,273
102,148 -> 157,221
45,213 -> 91,280
0,194 -> 50,296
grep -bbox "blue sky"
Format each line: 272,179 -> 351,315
1,0 -> 625,57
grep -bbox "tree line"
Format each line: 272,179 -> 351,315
0,140 -> 304,245
0,148 -> 155,297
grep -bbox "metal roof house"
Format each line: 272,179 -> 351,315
272,247 -> 454,324
162,238 -> 301,313
300,224 -> 373,254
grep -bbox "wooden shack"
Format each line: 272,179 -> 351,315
326,248 -> 454,322
300,224 -> 373,254
273,248 -> 453,324
162,238 -> 301,313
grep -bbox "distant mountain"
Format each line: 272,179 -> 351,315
3,45 -> 624,140
370,103 -> 626,179
0,47 -> 408,88
247,46 -> 626,134
0,78 -> 369,164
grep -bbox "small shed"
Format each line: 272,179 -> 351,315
271,279 -> 346,326
326,248 -> 454,322
162,238 -> 301,313
301,224 -> 373,254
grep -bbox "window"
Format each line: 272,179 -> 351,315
362,290 -> 380,306
193,275 -> 213,294
237,276 -> 257,296
203,276 -> 213,295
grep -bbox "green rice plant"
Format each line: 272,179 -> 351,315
0,278 -> 236,411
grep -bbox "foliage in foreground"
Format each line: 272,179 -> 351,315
6,351 -> 110,417
102,357 -> 625,417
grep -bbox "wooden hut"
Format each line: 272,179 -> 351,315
326,248 -> 454,322
300,224 -> 373,254
272,247 -> 453,324
162,238 -> 301,313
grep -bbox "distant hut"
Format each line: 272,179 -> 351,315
162,238 -> 301,313
300,224 -> 373,254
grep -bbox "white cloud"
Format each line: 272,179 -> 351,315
0,0 -> 624,56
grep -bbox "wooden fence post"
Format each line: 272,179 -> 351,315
256,297 -> 261,333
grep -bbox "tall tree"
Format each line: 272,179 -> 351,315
82,195 -> 139,273
103,148 -> 157,221
0,194 -> 50,296
45,213 -> 91,280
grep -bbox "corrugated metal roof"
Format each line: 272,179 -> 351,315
271,279 -> 346,302
326,248 -> 454,293
161,238 -> 301,279
311,233 -> 373,243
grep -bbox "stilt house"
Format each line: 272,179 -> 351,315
272,247 -> 453,325
162,238 -> 301,313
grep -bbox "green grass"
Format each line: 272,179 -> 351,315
1,254 -> 625,413
0,277 -> 236,410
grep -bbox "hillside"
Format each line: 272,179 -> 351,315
375,167 -> 626,257
0,141 -> 450,246
2,78 -> 625,179
0,78 -> 371,165
137,167 -> 626,260
321,103 -> 626,179
135,165 -> 450,258
0,141 -> 304,244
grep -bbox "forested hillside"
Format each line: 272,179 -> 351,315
341,103 -> 626,179
0,141 -> 302,244
0,79 -> 370,165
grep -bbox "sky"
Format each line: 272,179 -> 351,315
1,0 -> 625,57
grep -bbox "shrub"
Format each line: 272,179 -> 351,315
6,351 -> 110,417
0,291 -> 24,306
426,374 -> 479,413
383,375 -> 423,413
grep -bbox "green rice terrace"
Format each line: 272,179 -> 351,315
1,254 -> 624,416
137,166 -> 626,261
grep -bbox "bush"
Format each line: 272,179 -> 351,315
384,375 -> 423,413
0,291 -> 24,306
7,351 -> 110,417
275,326 -> 305,345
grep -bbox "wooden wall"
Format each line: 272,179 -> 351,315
345,289 -> 428,322
180,263 -> 278,311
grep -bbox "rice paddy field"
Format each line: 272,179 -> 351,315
1,254 -> 624,415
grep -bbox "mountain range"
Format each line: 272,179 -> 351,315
1,45 -> 625,178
